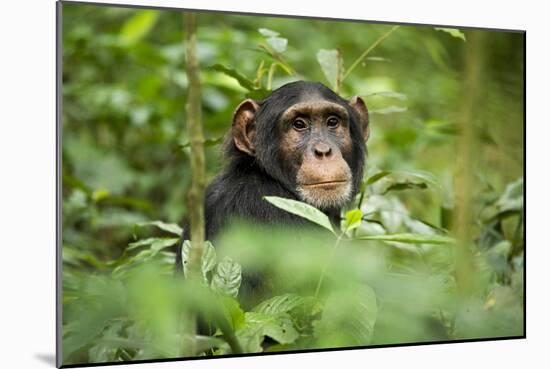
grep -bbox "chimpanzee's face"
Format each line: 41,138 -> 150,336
230,81 -> 369,211
277,98 -> 355,209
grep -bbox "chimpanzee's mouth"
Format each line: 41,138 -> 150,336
302,180 -> 349,188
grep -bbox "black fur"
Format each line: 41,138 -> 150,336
175,81 -> 367,273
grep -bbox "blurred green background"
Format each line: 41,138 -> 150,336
61,2 -> 524,365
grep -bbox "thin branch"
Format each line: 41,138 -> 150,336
181,11 -> 206,357
315,232 -> 345,297
343,25 -> 399,81
184,12 -> 206,276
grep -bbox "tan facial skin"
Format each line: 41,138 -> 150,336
232,96 -> 369,210
279,101 -> 354,209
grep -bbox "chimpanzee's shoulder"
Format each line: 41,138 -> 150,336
205,164 -> 303,225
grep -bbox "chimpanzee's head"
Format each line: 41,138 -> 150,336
227,81 -> 370,212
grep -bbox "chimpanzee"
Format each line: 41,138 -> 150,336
176,81 -> 370,273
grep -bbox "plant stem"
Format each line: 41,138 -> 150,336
335,49 -> 343,94
254,59 -> 265,89
184,12 -> 206,277
215,314 -> 243,354
452,30 -> 485,296
267,63 -> 276,90
259,43 -> 296,76
181,11 -> 206,357
343,25 -> 399,81
315,232 -> 345,297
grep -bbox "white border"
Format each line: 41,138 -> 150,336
1,1 -> 547,368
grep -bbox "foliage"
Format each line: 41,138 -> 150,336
61,3 -> 524,366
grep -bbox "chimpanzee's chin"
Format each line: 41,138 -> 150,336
297,181 -> 352,211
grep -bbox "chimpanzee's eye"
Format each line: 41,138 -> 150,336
327,116 -> 340,128
292,119 -> 308,131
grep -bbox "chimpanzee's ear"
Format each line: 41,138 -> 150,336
232,99 -> 260,155
349,96 -> 370,142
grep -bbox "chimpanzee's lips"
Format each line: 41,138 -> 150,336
301,180 -> 349,188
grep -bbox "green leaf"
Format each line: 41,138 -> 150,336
356,233 -> 455,245
219,296 -> 245,332
136,220 -> 183,236
434,27 -> 466,41
366,171 -> 392,185
211,257 -> 242,298
180,240 -> 217,280
127,237 -> 179,251
497,178 -> 523,212
344,209 -> 363,231
264,196 -> 335,235
120,10 -> 159,44
195,335 -> 227,354
314,284 -> 378,347
435,27 -> 466,41
373,169 -> 443,194
253,294 -> 306,315
91,189 -> 110,202
258,28 -> 288,53
150,238 -> 180,252
258,28 -> 280,37
365,56 -> 391,62
366,91 -> 408,100
245,89 -> 271,100
201,241 -> 217,283
208,64 -> 268,94
181,240 -> 192,275
371,106 -> 408,114
241,312 -> 299,346
267,37 -> 288,53
398,170 -> 442,189
383,181 -> 428,194
317,49 -> 342,90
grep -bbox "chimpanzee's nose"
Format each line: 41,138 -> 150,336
314,142 -> 332,158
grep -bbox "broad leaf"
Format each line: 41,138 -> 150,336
367,91 -> 408,100
120,10 -> 159,44
317,49 -> 342,90
435,27 -> 466,41
150,238 -> 180,252
218,296 -> 245,332
253,294 -> 306,315
258,28 -> 280,37
496,177 -> 523,212
314,284 -> 378,347
209,64 -> 261,92
373,169 -> 443,194
195,335 -> 226,354
181,240 -> 192,275
211,257 -> 242,298
240,312 -> 299,347
210,64 -> 271,99
344,209 -> 363,231
397,170 -> 442,190
128,237 -> 179,251
267,37 -> 288,53
259,28 -> 288,53
264,196 -> 335,234
136,220 -> 183,236
371,106 -> 408,114
383,181 -> 428,194
357,233 -> 455,245
366,170 -> 392,186
201,241 -> 217,283
181,240 -> 218,281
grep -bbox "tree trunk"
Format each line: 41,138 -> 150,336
452,30 -> 486,295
